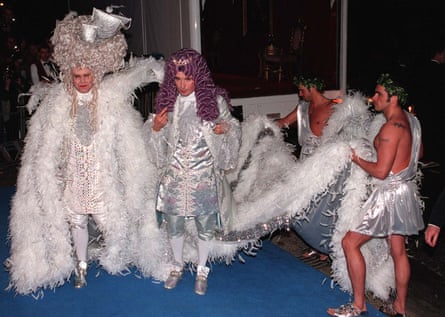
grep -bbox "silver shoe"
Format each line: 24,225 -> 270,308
164,269 -> 183,290
74,261 -> 87,289
327,303 -> 368,317
194,265 -> 209,295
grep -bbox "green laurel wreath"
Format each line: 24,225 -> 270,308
293,75 -> 325,91
376,73 -> 408,106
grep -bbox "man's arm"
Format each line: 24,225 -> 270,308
352,122 -> 399,179
275,106 -> 298,128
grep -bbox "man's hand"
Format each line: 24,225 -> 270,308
153,107 -> 168,132
425,224 -> 441,247
213,121 -> 229,134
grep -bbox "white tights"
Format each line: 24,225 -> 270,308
71,223 -> 88,263
169,236 -> 211,268
70,213 -> 106,263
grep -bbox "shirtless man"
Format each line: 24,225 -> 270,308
276,75 -> 334,160
328,73 -> 424,317
276,76 -> 335,260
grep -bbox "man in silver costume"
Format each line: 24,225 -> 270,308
276,76 -> 341,260
145,48 -> 241,295
328,74 -> 424,317
276,75 -> 336,160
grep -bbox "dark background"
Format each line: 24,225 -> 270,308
4,0 -> 445,94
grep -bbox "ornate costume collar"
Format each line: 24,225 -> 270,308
178,92 -> 196,103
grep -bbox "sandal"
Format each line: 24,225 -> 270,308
302,248 -> 330,261
319,253 -> 329,261
327,303 -> 368,317
302,249 -> 318,258
379,304 -> 406,317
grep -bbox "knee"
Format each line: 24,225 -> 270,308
70,213 -> 88,229
341,232 -> 355,252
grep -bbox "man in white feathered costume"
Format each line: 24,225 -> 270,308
6,9 -> 170,296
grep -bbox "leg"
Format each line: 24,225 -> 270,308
70,213 -> 89,288
389,235 -> 410,315
194,214 -> 217,295
343,231 -> 372,311
163,214 -> 185,290
327,231 -> 371,316
70,214 -> 89,263
195,214 -> 217,267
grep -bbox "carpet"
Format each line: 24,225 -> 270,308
0,187 -> 385,317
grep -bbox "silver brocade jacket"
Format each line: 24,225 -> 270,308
145,94 -> 241,232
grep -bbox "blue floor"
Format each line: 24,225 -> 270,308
0,187 -> 385,317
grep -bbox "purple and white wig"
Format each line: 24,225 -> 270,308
155,48 -> 231,122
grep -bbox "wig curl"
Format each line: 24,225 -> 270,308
155,48 -> 230,121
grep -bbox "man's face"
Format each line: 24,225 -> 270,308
72,67 -> 94,94
174,71 -> 195,96
371,84 -> 391,111
39,48 -> 50,62
298,84 -> 312,102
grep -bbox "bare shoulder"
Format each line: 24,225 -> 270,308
382,113 -> 409,134
390,113 -> 410,130
377,115 -> 407,143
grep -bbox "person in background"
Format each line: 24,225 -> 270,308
145,48 -> 241,295
408,39 -> 445,246
424,187 -> 445,248
29,43 -> 59,85
328,73 -> 424,317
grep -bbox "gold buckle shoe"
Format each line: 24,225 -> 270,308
74,261 -> 87,289
164,269 -> 183,290
194,265 -> 209,295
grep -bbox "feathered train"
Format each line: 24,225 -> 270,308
227,92 -> 399,301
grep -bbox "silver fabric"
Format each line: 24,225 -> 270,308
69,213 -> 89,229
194,214 -> 218,240
293,163 -> 351,254
91,8 -> 131,39
163,214 -> 217,241
297,102 -> 320,160
163,214 -> 185,238
157,93 -> 219,217
81,24 -> 98,43
354,112 -> 424,236
147,92 -> 240,245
